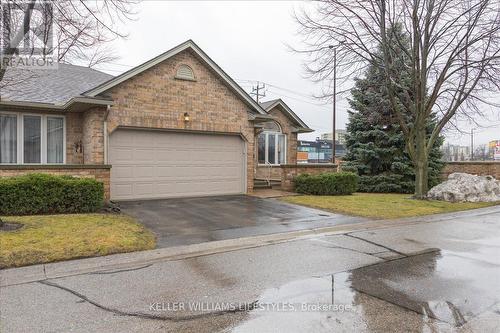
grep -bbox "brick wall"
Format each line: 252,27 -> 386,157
65,112 -> 84,164
82,107 -> 106,164
255,165 -> 283,180
104,49 -> 258,192
442,162 -> 500,180
280,164 -> 338,191
0,166 -> 111,201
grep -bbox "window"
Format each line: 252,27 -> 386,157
175,64 -> 195,81
0,112 -> 65,164
258,134 -> 266,164
24,115 -> 41,163
257,121 -> 286,165
0,114 -> 17,163
47,117 -> 64,163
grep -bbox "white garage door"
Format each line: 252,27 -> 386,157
109,129 -> 246,200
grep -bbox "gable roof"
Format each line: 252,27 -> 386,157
84,40 -> 267,115
259,100 -> 278,110
1,63 -> 113,105
259,98 -> 313,132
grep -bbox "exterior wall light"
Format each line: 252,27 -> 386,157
184,112 -> 190,122
74,140 -> 83,153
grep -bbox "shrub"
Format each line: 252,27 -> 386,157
357,174 -> 414,193
294,172 -> 358,195
0,173 -> 104,215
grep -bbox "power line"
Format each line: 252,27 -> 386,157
266,88 -> 330,108
237,79 -> 316,100
266,83 -> 314,99
237,79 -> 341,108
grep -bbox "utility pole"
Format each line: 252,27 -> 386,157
329,41 -> 344,164
250,82 -> 266,103
470,128 -> 474,161
332,46 -> 337,164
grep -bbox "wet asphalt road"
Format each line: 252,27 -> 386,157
2,206 -> 500,332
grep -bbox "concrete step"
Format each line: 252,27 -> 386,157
253,179 -> 281,190
253,184 -> 272,189
253,179 -> 271,189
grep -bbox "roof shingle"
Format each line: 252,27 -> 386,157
1,63 -> 113,105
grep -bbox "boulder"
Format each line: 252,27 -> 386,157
427,172 -> 500,202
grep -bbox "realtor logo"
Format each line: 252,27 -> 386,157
1,1 -> 56,69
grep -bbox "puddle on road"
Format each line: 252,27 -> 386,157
229,248 -> 500,332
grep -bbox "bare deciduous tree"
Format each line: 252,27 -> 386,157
295,0 -> 500,198
0,0 -> 138,86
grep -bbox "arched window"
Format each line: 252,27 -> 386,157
175,64 -> 195,81
258,121 -> 286,165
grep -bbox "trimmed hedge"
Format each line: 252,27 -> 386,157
294,172 -> 358,195
0,173 -> 104,215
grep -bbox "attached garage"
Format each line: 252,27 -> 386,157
109,129 -> 246,201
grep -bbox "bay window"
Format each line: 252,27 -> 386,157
0,112 -> 65,164
257,121 -> 286,165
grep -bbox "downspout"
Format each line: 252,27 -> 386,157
103,105 -> 110,164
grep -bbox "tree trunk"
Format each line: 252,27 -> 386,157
414,157 -> 429,199
414,126 -> 429,199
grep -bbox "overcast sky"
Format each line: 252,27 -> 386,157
94,1 -> 499,147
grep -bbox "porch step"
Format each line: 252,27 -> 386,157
253,179 -> 271,189
253,179 -> 281,190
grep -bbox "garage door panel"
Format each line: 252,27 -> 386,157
110,130 -> 245,200
133,148 -> 156,163
113,165 -> 135,179
112,133 -> 134,146
113,183 -> 133,197
110,147 -> 134,163
156,149 -> 182,162
133,182 -> 155,196
133,165 -> 156,179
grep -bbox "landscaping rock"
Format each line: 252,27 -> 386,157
427,173 -> 500,202
0,221 -> 23,232
102,201 -> 121,214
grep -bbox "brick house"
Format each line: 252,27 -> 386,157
0,40 -> 313,201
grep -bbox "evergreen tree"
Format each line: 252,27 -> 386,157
343,25 -> 444,193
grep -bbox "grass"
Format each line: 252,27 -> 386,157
281,193 -> 498,220
0,214 -> 156,269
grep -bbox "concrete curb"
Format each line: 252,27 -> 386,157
2,205 -> 499,287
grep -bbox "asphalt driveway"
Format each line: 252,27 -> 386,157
118,195 -> 365,248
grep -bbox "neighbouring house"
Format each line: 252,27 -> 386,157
0,40 -> 313,201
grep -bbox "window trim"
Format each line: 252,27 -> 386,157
0,111 -> 66,165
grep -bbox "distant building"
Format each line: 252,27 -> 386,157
442,141 -> 500,162
297,139 -> 346,163
320,130 -> 347,145
441,144 -> 471,162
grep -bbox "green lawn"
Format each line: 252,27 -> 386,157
0,214 -> 156,269
281,193 -> 498,219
